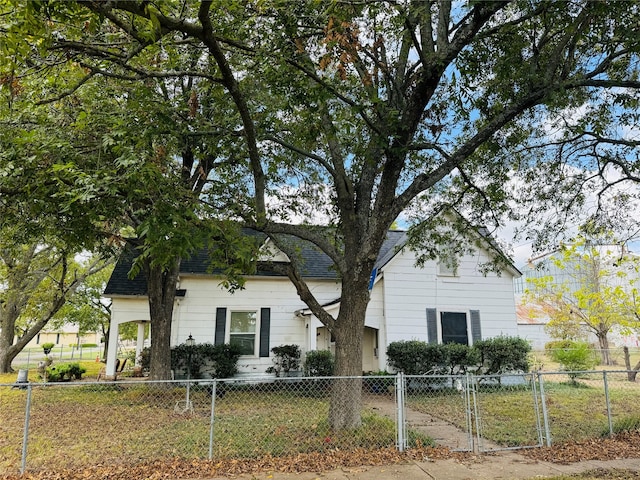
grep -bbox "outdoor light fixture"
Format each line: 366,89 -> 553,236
186,334 -> 195,381
176,333 -> 196,415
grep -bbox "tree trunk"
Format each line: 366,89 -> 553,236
0,330 -> 19,374
144,258 -> 181,381
328,276 -> 370,430
102,324 -> 110,362
623,346 -> 640,382
597,332 -> 612,366
0,304 -> 23,373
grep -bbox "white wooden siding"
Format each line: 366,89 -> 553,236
379,246 -> 519,347
109,241 -> 519,376
175,275 -> 341,374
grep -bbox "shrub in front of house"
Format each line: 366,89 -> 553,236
473,336 -> 531,375
387,337 -> 530,376
442,342 -> 480,374
386,340 -> 447,375
266,344 -> 301,377
139,347 -> 151,371
304,350 -> 334,376
171,342 -> 243,379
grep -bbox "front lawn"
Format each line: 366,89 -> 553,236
0,379 -> 420,474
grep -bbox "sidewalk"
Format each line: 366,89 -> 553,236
204,451 -> 640,479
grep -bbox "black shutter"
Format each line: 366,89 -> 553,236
426,308 -> 438,344
470,310 -> 482,343
259,308 -> 271,357
215,308 -> 226,345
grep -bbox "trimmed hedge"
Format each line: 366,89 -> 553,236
386,340 -> 446,375
45,362 -> 86,382
139,343 -> 243,379
474,336 -> 531,375
304,350 -> 334,376
387,336 -> 531,375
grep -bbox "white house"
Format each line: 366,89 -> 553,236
103,230 -> 521,378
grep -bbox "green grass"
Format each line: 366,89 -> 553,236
4,355 -> 640,473
0,361 -> 104,385
407,374 -> 640,448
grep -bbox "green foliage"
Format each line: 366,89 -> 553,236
545,340 -> 576,352
387,341 -> 486,375
303,350 -> 334,377
52,262 -> 114,340
45,362 -> 86,382
4,0 -> 640,423
525,237 -> 640,365
549,341 -> 598,381
386,341 -> 446,375
606,415 -> 640,436
170,342 -> 242,379
443,343 -> 481,374
266,344 -> 301,377
474,336 -> 531,375
41,342 -> 55,354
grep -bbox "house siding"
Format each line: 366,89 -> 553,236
380,247 -> 519,349
112,275 -> 341,376
106,236 -> 520,377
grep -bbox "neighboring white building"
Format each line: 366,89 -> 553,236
15,323 -> 101,349
103,230 -> 521,378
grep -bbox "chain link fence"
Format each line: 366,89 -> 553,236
538,370 -> 640,445
3,371 -> 640,474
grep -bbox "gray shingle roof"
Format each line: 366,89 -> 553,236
103,230 -> 407,297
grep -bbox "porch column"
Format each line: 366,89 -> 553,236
135,322 -> 146,366
305,318 -> 313,352
105,317 -> 120,378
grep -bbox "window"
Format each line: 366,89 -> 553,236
440,312 -> 468,345
437,261 -> 457,276
427,308 -> 481,345
214,307 -> 271,357
229,311 -> 257,355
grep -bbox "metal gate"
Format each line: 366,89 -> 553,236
399,373 -> 545,453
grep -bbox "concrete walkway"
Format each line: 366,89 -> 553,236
204,451 -> 640,479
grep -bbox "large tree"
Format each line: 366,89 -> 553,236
0,233 -> 110,373
1,6 -> 255,380
4,1 -> 640,428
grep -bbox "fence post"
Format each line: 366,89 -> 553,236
538,373 -> 552,447
530,373 -> 544,447
395,373 -> 406,452
20,384 -> 33,474
603,371 -> 613,437
471,374 -> 482,453
208,380 -> 217,460
464,373 -> 474,452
